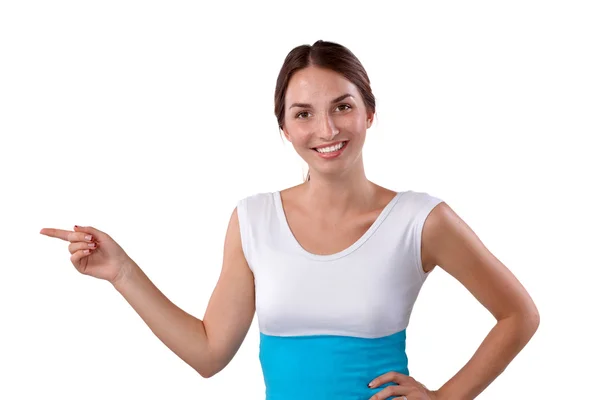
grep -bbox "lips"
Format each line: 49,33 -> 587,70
311,140 -> 348,151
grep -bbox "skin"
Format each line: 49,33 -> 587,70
40,65 -> 540,399
279,66 -> 398,256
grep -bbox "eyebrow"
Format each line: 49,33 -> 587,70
288,93 -> 354,110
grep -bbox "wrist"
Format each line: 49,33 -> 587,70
429,388 -> 450,400
111,257 -> 138,291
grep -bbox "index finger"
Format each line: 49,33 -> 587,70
39,228 -> 74,241
368,371 -> 410,388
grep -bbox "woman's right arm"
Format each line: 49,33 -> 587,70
112,207 -> 256,378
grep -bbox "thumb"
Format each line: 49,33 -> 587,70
74,225 -> 107,239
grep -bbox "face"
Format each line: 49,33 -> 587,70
281,66 -> 374,179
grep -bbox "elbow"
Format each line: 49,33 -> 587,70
515,305 -> 540,339
197,368 -> 214,379
195,361 -> 217,378
197,366 -> 223,379
525,298 -> 541,332
195,360 -> 222,379
521,309 -> 540,348
515,295 -> 541,335
528,308 -> 540,335
192,335 -> 229,379
195,360 -> 218,379
194,337 -> 219,378
499,305 -> 540,342
530,307 -> 540,330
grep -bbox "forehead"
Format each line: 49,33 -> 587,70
285,66 -> 360,103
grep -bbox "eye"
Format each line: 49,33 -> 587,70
296,111 -> 310,119
337,104 -> 352,111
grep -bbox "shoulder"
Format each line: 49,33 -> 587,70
398,190 -> 445,273
420,198 -> 471,271
421,199 -> 460,242
237,191 -> 276,208
235,191 -> 282,229
396,189 -> 445,216
238,183 -> 303,204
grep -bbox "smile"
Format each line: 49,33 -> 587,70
312,141 -> 348,154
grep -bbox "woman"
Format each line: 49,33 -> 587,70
40,40 -> 540,400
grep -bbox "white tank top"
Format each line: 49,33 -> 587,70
236,190 -> 443,400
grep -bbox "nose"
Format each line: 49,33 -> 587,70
318,113 -> 339,141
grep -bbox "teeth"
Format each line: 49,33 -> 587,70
315,142 -> 345,153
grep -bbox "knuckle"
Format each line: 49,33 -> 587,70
68,242 -> 85,253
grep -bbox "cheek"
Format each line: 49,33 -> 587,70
285,119 -> 310,138
287,128 -> 312,147
341,113 -> 366,129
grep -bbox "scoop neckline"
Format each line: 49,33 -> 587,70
273,190 -> 404,261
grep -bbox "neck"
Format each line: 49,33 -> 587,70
300,158 -> 377,217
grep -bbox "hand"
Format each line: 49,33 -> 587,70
368,371 -> 439,400
40,225 -> 132,285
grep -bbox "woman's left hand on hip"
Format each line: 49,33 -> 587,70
367,371 -> 439,400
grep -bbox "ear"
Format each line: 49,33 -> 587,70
366,111 -> 374,129
281,125 -> 291,142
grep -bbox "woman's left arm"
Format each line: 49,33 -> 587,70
422,202 -> 540,400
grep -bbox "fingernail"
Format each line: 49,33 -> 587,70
85,235 -> 92,240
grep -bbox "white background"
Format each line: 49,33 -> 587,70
1,1 -> 598,398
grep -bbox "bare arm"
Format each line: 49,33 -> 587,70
113,207 -> 255,378
422,203 -> 540,400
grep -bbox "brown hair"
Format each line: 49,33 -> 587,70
274,40 -> 376,182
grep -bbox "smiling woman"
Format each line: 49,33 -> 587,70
40,39 -> 539,400
274,41 -> 376,182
